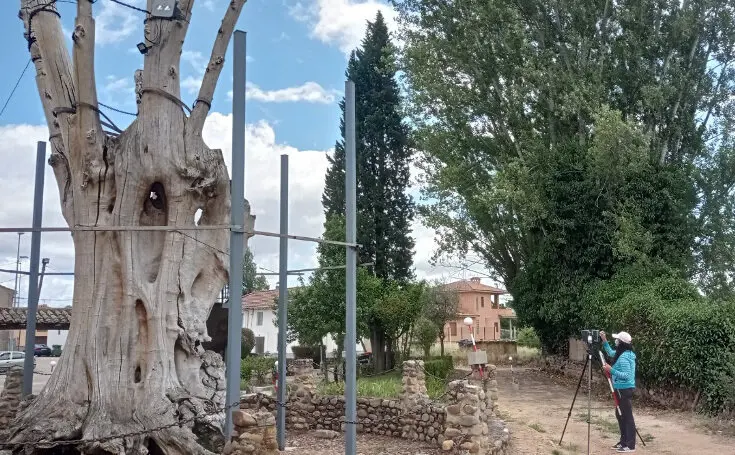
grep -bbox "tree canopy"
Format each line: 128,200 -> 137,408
394,0 -> 735,351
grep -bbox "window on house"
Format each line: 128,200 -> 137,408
256,311 -> 264,326
481,296 -> 485,308
449,322 -> 458,337
475,297 -> 479,311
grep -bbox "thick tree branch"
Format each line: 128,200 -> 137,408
72,0 -> 105,166
20,0 -> 76,158
189,0 -> 248,135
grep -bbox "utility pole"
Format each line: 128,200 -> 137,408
38,258 -> 50,297
13,232 -> 24,307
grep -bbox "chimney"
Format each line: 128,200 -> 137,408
470,277 -> 481,283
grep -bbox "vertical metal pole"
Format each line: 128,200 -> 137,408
224,29 -> 247,438
277,154 -> 289,450
13,233 -> 23,307
22,141 -> 46,397
344,80 -> 358,455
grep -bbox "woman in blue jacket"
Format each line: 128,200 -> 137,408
601,330 -> 637,453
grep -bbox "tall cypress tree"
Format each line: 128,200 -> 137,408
322,12 -> 415,371
322,11 -> 415,283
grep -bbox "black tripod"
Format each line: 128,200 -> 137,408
559,343 -> 647,453
559,343 -> 594,454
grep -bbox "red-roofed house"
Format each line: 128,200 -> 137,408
241,287 -> 298,356
441,277 -> 517,343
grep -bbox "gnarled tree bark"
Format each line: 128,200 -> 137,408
8,1 -> 247,453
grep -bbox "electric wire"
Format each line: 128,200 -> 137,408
0,59 -> 32,120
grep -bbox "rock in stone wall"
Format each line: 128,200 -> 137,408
442,379 -> 510,455
224,410 -> 278,455
401,360 -> 429,410
0,367 -> 23,430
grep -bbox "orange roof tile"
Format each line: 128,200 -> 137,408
241,288 -> 299,310
440,278 -> 506,294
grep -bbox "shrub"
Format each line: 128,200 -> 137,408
424,356 -> 454,380
51,345 -> 62,357
241,328 -> 255,359
582,267 -> 735,414
241,356 -> 276,385
413,317 -> 439,358
291,345 -> 316,359
516,327 -> 541,349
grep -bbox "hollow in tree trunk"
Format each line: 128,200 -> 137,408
7,1 -> 247,453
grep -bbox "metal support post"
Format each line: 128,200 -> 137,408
277,154 -> 289,450
22,141 -> 46,397
344,80 -> 358,455
224,29 -> 247,438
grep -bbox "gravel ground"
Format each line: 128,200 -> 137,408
285,432 -> 444,454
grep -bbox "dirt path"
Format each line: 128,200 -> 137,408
496,368 -> 734,455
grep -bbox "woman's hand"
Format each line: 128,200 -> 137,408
600,331 -> 607,342
603,364 -> 612,373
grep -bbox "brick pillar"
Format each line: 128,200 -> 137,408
400,360 -> 428,410
443,381 -> 489,454
225,410 -> 278,455
289,359 -> 316,430
0,367 -> 23,430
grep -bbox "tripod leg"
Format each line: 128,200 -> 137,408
559,356 -> 589,446
587,353 -> 592,455
636,426 -> 647,446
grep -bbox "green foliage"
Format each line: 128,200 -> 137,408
396,0 -> 735,354
423,356 -> 454,380
413,317 -> 439,358
323,11 -> 415,283
242,247 -> 269,296
291,345 -> 317,359
241,328 -> 255,359
285,215 -> 383,349
516,327 -> 541,350
421,282 -> 459,340
240,356 -> 276,386
51,345 -> 62,357
582,266 -> 735,414
317,370 -> 447,399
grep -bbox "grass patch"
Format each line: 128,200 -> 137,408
575,413 -> 619,434
317,371 -> 448,399
529,422 -> 546,433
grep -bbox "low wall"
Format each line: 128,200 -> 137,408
241,359 -> 511,454
460,341 -> 517,364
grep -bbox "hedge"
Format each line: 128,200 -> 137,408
423,356 -> 454,380
582,267 -> 735,414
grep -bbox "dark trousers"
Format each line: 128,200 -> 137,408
615,388 -> 636,449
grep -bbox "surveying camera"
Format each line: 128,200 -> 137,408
580,329 -> 600,344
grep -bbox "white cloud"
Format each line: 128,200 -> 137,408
0,116 -> 503,310
289,0 -> 397,54
202,0 -> 217,11
227,82 -> 340,104
95,0 -> 144,45
181,76 -> 203,95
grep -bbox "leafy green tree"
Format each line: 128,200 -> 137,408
243,247 -> 269,295
395,0 -> 735,351
323,11 -> 416,370
285,215 -> 383,377
241,328 -> 255,359
372,280 -> 426,361
413,317 -> 439,359
421,281 -> 459,357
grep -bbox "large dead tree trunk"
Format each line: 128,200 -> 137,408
8,1 -> 247,453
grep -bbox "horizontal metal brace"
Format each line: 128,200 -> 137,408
0,226 -> 361,248
0,268 -> 74,276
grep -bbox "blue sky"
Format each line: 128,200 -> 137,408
0,0 -> 497,307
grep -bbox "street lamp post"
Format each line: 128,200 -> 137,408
13,233 -> 24,307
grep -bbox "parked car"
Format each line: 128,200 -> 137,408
0,351 -> 35,373
34,344 -> 52,357
458,339 -> 474,348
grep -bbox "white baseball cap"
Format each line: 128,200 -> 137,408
612,331 -> 632,343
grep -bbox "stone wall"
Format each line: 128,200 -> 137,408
0,367 -> 23,433
240,359 -> 510,452
224,409 -> 278,455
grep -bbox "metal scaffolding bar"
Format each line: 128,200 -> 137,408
276,154 -> 289,450
224,29 -> 247,439
22,142 -> 45,397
